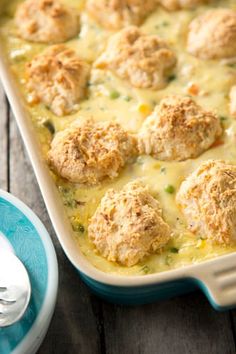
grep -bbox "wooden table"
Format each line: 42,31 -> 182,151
0,85 -> 236,354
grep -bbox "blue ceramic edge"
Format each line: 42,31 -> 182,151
0,190 -> 59,354
193,279 -> 234,312
78,272 -> 232,311
79,271 -> 195,306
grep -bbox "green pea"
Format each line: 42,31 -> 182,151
220,116 -> 227,122
165,255 -> 173,266
43,120 -> 55,135
124,95 -> 132,102
58,186 -> 70,195
170,247 -> 179,254
164,184 -> 175,194
160,166 -> 166,174
72,223 -> 85,233
64,199 -> 78,208
140,265 -> 151,274
227,63 -> 236,68
162,21 -> 169,27
110,91 -> 120,99
168,74 -> 176,82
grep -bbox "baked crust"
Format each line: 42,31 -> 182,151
15,0 -> 80,43
187,9 -> 236,60
138,95 -> 222,161
88,181 -> 171,266
176,160 -> 236,245
26,45 -> 90,116
48,120 -> 137,185
95,26 -> 177,90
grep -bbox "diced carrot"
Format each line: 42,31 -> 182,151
211,139 -> 224,148
187,83 -> 199,96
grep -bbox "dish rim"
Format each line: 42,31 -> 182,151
0,40 -> 236,301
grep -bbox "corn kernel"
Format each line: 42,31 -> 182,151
153,162 -> 161,169
196,239 -> 206,249
138,103 -> 152,117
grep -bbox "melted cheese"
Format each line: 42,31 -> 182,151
1,0 -> 236,276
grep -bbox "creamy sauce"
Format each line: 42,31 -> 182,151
1,0 -> 236,276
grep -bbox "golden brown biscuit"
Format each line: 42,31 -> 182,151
187,9 -> 236,60
176,160 -> 236,245
138,95 -> 222,161
86,0 -> 157,30
26,45 -> 90,116
88,181 -> 171,266
159,0 -> 207,11
48,120 -> 137,185
15,0 -> 80,43
95,26 -> 176,90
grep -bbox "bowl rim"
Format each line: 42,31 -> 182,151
0,190 -> 58,354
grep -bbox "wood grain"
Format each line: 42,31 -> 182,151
0,86 -> 8,191
0,85 -> 235,353
230,311 -> 236,352
102,292 -> 235,354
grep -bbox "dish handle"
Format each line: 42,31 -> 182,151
189,253 -> 236,310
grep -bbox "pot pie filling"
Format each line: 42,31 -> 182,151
1,0 -> 236,276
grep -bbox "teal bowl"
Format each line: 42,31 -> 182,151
0,190 -> 58,354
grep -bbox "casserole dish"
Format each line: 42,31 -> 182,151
0,1 -> 236,310
1,54 -> 236,310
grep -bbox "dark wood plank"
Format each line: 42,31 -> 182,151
8,109 -> 101,354
233,311 -> 236,329
0,86 -> 8,190
230,311 -> 236,350
103,291 -> 235,354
